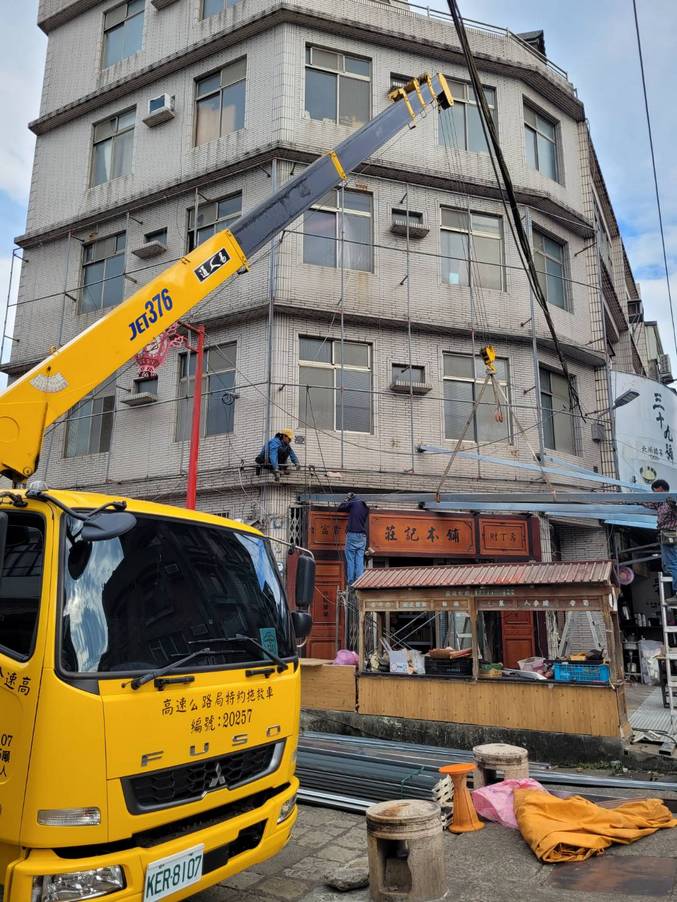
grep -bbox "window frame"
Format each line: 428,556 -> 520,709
64,391 -> 116,458
299,337 -> 373,434
90,107 -> 136,187
593,198 -> 614,276
539,365 -> 578,455
303,188 -> 374,273
523,101 -> 560,182
442,352 -> 511,444
201,0 -> 239,16
186,191 -> 242,252
305,45 -> 372,127
102,0 -> 144,69
438,77 -> 497,153
533,227 -> 570,312
80,231 -> 127,314
175,343 -> 237,441
440,207 -> 505,291
193,58 -> 247,147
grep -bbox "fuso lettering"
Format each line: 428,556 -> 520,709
128,288 -> 173,341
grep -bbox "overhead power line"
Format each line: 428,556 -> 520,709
632,0 -> 676,358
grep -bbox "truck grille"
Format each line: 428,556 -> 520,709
123,741 -> 284,813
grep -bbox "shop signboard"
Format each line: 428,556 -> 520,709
477,596 -> 604,611
308,510 -> 533,557
479,518 -> 530,557
612,370 -> 677,488
369,512 -> 476,555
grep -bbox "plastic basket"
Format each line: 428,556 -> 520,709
425,656 -> 472,677
553,662 -> 610,683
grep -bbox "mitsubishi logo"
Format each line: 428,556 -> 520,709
207,762 -> 228,790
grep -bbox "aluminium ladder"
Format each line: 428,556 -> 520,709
658,573 -> 677,744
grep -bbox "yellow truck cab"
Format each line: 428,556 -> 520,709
0,488 -> 309,901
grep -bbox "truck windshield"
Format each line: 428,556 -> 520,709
60,515 -> 294,675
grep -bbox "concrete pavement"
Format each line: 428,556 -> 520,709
193,798 -> 677,902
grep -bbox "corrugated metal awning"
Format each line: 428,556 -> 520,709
353,560 -> 614,591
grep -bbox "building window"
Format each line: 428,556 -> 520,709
201,0 -> 239,15
524,104 -> 559,181
299,337 -> 372,433
187,192 -> 242,251
81,232 -> 126,313
540,367 -> 576,454
443,353 -> 510,444
594,200 -> 613,276
304,189 -> 373,272
533,229 -> 568,310
305,46 -> 371,127
176,344 -> 237,440
65,389 -> 115,457
440,208 -> 504,290
103,0 -> 144,68
91,108 -> 135,187
439,78 -> 496,153
195,59 -> 246,146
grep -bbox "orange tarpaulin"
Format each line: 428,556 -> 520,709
514,789 -> 677,863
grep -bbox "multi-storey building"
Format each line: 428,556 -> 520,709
12,0 -> 665,655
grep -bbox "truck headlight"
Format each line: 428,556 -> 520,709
38,808 -> 101,827
277,793 -> 297,823
32,866 -> 125,902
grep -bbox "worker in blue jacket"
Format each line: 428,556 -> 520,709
255,427 -> 300,481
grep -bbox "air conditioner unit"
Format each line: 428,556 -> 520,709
658,353 -> 673,384
627,298 -> 644,323
143,94 -> 175,127
121,376 -> 159,407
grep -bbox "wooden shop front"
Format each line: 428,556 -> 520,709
299,562 -> 630,743
304,508 -> 541,659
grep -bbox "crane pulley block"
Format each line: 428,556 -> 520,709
480,344 -> 497,374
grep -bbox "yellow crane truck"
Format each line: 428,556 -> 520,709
0,74 -> 452,902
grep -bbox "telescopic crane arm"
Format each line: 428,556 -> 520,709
0,75 -> 452,483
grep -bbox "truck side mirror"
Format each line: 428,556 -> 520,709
291,611 -> 313,643
295,554 -> 315,611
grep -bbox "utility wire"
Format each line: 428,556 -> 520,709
631,0 -> 676,357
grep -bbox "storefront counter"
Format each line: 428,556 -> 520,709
357,671 -> 625,738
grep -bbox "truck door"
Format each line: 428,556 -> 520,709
0,507 -> 52,852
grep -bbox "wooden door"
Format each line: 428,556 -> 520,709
501,611 -> 535,669
306,560 -> 344,660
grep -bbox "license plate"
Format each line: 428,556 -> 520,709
143,844 -> 204,902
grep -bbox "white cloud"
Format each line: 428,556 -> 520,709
0,6 -> 46,204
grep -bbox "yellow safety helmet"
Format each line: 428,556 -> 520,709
279,427 -> 294,440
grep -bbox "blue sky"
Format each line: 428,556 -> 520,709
1,0 -> 675,356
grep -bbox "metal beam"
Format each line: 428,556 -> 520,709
418,444 -> 640,490
299,491 -> 669,505
422,501 -> 654,517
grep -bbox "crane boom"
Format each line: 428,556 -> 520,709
0,74 -> 451,483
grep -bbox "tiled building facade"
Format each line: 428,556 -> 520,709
12,0 -> 657,573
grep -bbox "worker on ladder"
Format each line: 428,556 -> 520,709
256,427 -> 301,481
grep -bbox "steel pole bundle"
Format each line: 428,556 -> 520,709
296,733 -> 677,813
